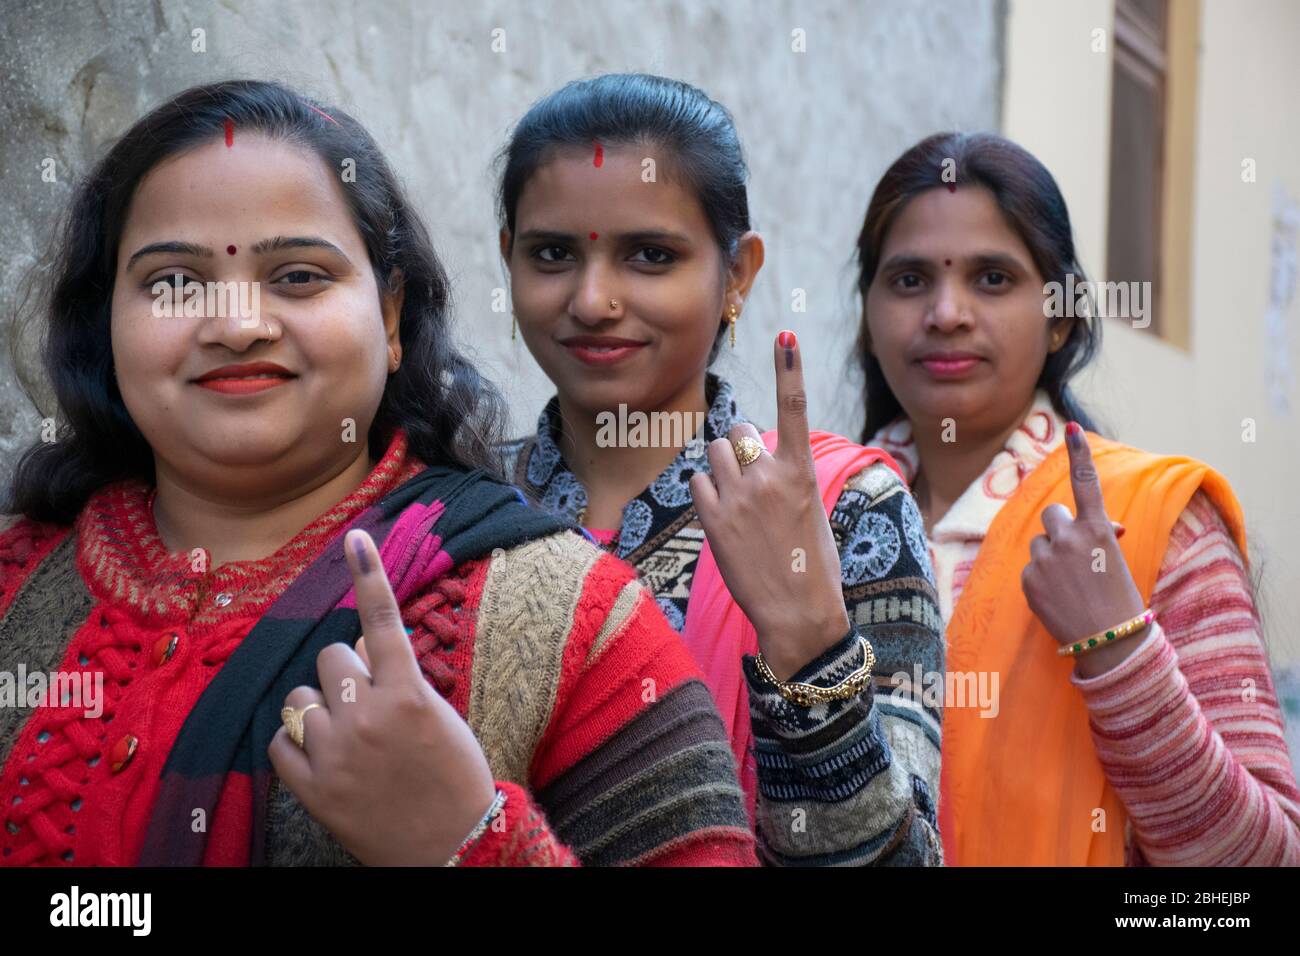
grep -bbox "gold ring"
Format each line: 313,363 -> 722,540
732,435 -> 763,467
281,702 -> 324,749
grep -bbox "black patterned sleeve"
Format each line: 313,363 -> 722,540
743,461 -> 945,865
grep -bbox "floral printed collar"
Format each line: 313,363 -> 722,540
867,390 -> 1067,542
520,374 -> 750,559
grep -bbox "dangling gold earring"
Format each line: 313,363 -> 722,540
511,310 -> 517,341
728,303 -> 739,349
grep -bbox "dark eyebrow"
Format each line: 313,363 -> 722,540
877,254 -> 932,274
515,229 -> 578,244
514,229 -> 693,245
619,230 -> 693,245
125,241 -> 213,271
878,251 -> 1028,273
968,251 -> 1027,273
251,235 -> 353,265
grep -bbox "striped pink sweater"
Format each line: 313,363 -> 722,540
871,392 -> 1300,866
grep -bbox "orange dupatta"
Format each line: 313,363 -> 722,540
938,432 -> 1247,866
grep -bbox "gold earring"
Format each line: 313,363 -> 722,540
511,310 -> 517,341
728,303 -> 739,349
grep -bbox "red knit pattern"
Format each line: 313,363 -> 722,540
0,433 -> 417,866
461,780 -> 578,867
2,433 -> 757,867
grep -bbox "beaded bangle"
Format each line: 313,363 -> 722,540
754,636 -> 876,707
444,789 -> 507,867
1057,609 -> 1155,657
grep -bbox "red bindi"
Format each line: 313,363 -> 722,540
593,143 -> 604,168
589,232 -> 599,240
227,245 -> 237,256
945,259 -> 952,266
946,183 -> 956,193
224,118 -> 234,148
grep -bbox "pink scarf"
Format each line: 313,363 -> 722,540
681,430 -> 903,823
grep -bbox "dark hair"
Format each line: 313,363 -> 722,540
854,131 -> 1101,442
6,79 -> 506,524
496,72 -> 750,363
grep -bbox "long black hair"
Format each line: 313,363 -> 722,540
496,72 -> 750,364
854,131 -> 1102,442
6,79 -> 506,524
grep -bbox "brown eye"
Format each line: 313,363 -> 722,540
146,271 -> 202,290
630,247 -> 674,265
272,269 -> 330,290
534,246 -> 572,263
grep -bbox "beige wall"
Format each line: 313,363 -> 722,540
1003,0 -> 1300,665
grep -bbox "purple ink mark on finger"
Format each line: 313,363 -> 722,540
351,534 -> 371,574
593,143 -> 604,167
778,330 -> 796,369
224,119 -> 233,148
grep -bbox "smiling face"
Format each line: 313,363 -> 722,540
111,133 -> 401,497
503,144 -> 750,418
864,186 -> 1069,437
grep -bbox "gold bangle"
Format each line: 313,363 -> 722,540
755,636 -> 876,706
1057,609 -> 1155,657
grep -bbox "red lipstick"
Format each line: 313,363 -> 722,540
193,361 -> 296,395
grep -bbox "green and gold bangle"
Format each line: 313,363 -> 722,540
1057,609 -> 1155,657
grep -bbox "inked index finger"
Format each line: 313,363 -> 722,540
774,330 -> 813,465
1064,422 -> 1108,524
343,528 -> 422,687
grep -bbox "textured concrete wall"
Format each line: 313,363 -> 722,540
0,0 -> 1003,486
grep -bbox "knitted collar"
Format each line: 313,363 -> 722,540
520,373 -> 749,558
76,429 -> 425,629
868,390 -> 1067,542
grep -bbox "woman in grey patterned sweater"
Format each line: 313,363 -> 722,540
495,73 -> 944,865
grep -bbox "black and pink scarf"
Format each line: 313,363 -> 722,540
137,463 -> 570,865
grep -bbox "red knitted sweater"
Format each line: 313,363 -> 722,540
0,432 -> 755,866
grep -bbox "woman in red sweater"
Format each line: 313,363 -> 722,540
0,80 -> 755,867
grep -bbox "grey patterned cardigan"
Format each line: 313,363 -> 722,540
501,375 -> 945,865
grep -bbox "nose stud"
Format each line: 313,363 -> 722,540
609,299 -> 619,311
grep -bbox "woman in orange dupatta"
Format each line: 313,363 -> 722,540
853,131 -> 1300,866
496,73 -> 945,865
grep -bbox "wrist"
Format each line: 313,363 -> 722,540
757,604 -> 852,682
1072,623 -> 1147,679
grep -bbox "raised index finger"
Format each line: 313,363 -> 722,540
1064,422 -> 1108,524
773,329 -> 813,465
343,528 -> 422,687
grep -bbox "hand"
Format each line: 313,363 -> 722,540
689,330 -> 850,681
1020,423 -> 1147,679
268,528 -> 497,865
